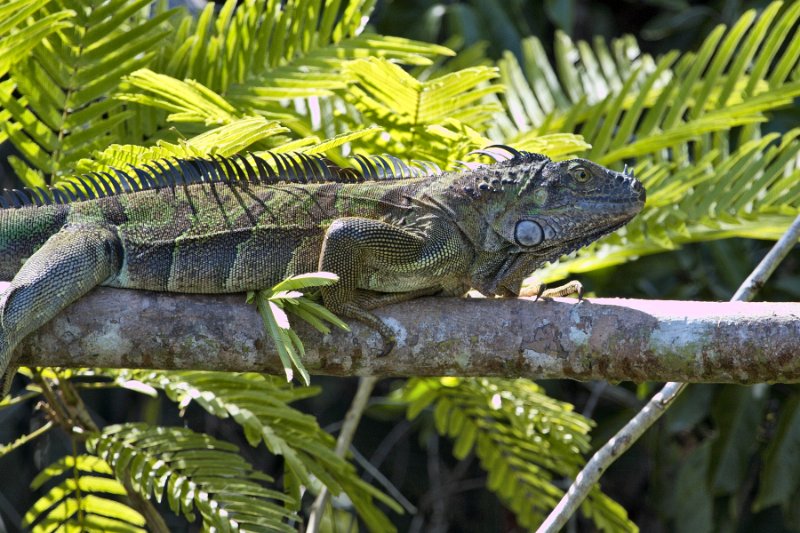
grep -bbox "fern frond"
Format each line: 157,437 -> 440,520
109,371 -> 400,532
119,69 -> 243,125
23,454 -> 146,532
126,0 -> 453,143
0,0 -> 74,78
108,0 -> 454,150
500,1 -> 800,163
76,116 -> 289,173
347,57 -> 500,128
88,423 -> 298,532
342,57 -> 502,162
400,378 -> 635,531
0,0 -> 177,181
162,0 -> 451,97
511,132 -> 592,160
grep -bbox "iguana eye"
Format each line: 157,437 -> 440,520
515,220 -> 544,247
570,166 -> 591,182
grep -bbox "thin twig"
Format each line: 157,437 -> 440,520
538,213 -> 800,532
581,382 -> 608,418
733,214 -> 800,302
365,418 -> 412,479
306,376 -> 379,532
350,446 -> 418,514
426,433 -> 447,532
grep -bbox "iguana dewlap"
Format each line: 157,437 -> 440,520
0,147 -> 645,384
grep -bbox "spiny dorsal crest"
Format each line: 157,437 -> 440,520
0,151 -> 445,209
0,146 -> 539,209
457,145 -> 549,199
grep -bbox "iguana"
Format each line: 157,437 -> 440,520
0,146 -> 645,386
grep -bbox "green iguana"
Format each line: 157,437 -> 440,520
0,146 -> 645,386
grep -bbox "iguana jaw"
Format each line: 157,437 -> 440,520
465,157 -> 646,297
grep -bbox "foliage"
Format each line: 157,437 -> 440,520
88,424 -> 298,531
0,0 -> 450,185
24,454 -> 146,532
112,370 -> 401,531
493,1 -> 800,283
248,272 -> 350,386
400,377 -> 636,531
0,0 -> 175,183
1,0 -> 800,531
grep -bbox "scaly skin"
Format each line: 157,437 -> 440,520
0,150 -> 645,385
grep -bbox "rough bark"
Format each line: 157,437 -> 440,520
13,287 -> 800,383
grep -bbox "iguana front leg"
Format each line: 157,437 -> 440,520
0,224 -> 123,391
319,217 -> 468,356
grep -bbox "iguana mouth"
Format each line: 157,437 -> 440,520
548,216 -> 635,257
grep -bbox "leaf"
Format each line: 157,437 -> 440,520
119,69 -> 241,125
250,272 -> 351,386
23,455 -> 146,533
78,116 -> 289,173
499,3 -> 800,281
88,424 -> 297,532
256,294 -> 298,383
303,126 -> 383,155
709,385 -> 768,493
754,393 -> 800,511
102,371 -> 400,532
270,272 -> 340,292
0,0 -> 177,179
344,57 -> 501,157
0,3 -> 74,78
398,378 -> 634,531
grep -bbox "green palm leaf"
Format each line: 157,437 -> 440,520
0,0 -> 176,182
124,0 -> 452,143
112,371 -> 400,532
162,0 -> 452,97
73,116 -> 289,176
343,57 -> 503,162
400,378 -> 635,531
88,423 -> 298,532
23,455 -> 146,532
0,0 -> 74,78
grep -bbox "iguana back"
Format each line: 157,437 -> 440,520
0,156 -> 435,291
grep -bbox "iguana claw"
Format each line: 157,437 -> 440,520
526,280 -> 584,301
378,336 -> 396,358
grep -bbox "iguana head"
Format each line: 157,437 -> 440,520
439,150 -> 646,296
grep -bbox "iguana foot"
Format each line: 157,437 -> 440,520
324,287 -> 441,357
523,280 -> 584,301
328,301 -> 399,357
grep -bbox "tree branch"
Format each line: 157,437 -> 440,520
537,213 -> 800,532
13,289 -> 800,383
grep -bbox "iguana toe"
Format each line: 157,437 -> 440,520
378,336 -> 396,358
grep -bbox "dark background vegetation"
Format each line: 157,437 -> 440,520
371,3 -> 800,529
1,0 -> 799,531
